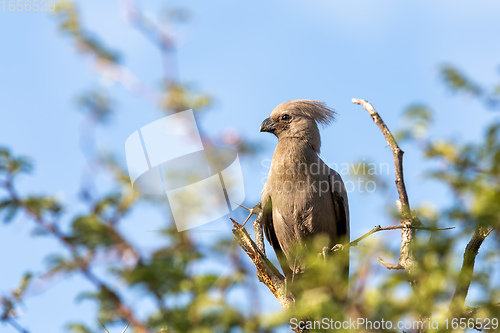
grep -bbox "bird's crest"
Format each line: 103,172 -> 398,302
281,100 -> 336,126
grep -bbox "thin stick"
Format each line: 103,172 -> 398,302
352,99 -> 418,276
348,225 -> 454,248
353,98 -> 425,331
231,218 -> 295,309
352,99 -> 411,215
450,227 -> 493,315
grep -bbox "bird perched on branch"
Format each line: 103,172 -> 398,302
260,100 -> 350,297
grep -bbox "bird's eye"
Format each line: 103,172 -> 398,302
281,114 -> 291,121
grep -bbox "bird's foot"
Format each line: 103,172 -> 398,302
320,244 -> 345,263
331,244 -> 345,252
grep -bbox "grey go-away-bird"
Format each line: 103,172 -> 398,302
259,100 -> 350,287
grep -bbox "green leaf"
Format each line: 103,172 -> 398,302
0,147 -> 32,175
71,215 -> 116,249
66,323 -> 94,333
440,65 -> 482,96
23,196 -> 63,219
0,199 -> 20,223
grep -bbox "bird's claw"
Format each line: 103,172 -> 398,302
319,244 -> 345,263
331,244 -> 345,252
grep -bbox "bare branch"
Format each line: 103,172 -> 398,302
450,227 -> 494,315
348,225 -> 454,248
253,213 -> 266,255
377,257 -> 403,270
353,98 -> 421,276
353,98 -> 426,332
352,99 -> 411,215
236,203 -> 265,254
231,218 -> 295,309
330,224 -> 453,271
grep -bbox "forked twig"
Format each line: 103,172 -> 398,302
352,99 -> 420,276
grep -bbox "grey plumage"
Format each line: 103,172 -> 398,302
260,100 -> 350,284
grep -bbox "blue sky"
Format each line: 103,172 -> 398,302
1,0 -> 500,332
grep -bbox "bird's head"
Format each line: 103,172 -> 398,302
259,99 -> 335,153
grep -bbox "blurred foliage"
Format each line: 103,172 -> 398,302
0,143 -> 257,332
1,2 -> 499,333
161,83 -> 212,114
440,64 -> 500,110
348,159 -> 388,193
1,2 -> 258,332
54,1 -> 120,63
77,90 -> 114,124
395,104 -> 433,142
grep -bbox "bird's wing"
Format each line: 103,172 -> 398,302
329,170 -> 350,242
329,169 -> 350,298
262,196 -> 277,250
262,196 -> 292,277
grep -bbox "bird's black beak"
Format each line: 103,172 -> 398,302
260,117 -> 276,133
